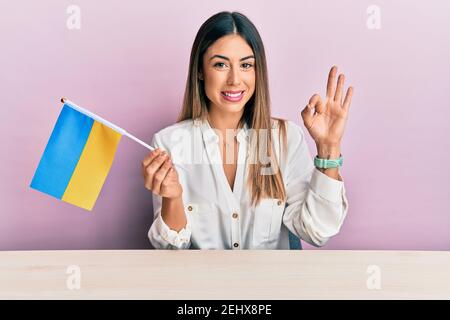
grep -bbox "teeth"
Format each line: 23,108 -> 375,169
223,91 -> 243,97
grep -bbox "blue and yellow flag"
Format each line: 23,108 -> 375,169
30,102 -> 122,211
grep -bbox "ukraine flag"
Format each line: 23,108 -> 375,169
30,100 -> 122,211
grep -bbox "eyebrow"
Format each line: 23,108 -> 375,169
209,54 -> 255,61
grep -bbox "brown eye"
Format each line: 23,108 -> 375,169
214,62 -> 227,68
241,63 -> 253,69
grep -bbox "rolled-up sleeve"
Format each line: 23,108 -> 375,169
147,133 -> 192,249
282,122 -> 348,247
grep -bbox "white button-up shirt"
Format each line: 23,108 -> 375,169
148,118 -> 348,249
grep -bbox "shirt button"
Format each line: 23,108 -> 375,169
233,243 -> 239,248
232,212 -> 238,219
187,206 -> 193,212
277,200 -> 282,206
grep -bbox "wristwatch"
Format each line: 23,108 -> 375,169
314,155 -> 343,169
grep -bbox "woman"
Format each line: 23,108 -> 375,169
143,11 -> 353,249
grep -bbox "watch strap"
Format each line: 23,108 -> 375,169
314,155 -> 343,169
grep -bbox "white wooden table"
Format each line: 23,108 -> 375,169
0,250 -> 449,299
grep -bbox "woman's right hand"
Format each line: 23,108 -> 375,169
141,148 -> 183,199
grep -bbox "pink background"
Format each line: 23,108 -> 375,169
1,0 -> 449,250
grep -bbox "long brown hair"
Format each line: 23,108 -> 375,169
177,11 -> 288,207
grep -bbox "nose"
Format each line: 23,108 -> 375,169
227,66 -> 241,86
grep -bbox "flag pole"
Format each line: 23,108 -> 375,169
60,97 -> 155,151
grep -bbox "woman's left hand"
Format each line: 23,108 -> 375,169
301,66 -> 353,146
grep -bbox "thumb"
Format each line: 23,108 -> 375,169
309,94 -> 325,114
167,165 -> 179,180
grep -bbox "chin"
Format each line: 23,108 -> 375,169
221,103 -> 246,114
217,98 -> 248,112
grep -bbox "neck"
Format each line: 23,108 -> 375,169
207,105 -> 244,131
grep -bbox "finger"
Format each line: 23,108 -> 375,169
163,162 -> 178,185
166,161 -> 178,179
334,74 -> 345,103
342,86 -> 354,112
144,152 -> 169,187
309,94 -> 325,114
326,66 -> 338,99
142,148 -> 162,168
300,104 -> 314,128
152,158 -> 172,195
141,148 -> 163,179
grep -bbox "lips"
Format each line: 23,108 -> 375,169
221,90 -> 245,102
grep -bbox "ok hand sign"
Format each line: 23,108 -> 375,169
301,66 -> 353,146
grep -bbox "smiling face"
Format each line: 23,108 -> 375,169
200,34 -> 256,117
